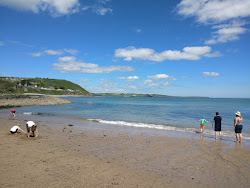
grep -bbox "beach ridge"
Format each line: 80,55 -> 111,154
0,94 -> 71,108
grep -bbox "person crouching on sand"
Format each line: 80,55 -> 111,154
26,121 -> 38,138
198,116 -> 210,133
234,111 -> 243,143
10,124 -> 26,134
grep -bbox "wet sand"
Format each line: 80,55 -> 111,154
0,117 -> 249,188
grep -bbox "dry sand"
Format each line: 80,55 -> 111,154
0,117 -> 249,188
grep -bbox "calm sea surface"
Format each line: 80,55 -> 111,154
3,97 -> 250,139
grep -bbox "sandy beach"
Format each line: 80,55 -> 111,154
0,115 -> 249,188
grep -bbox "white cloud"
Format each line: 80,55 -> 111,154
142,79 -> 172,87
30,52 -> 43,57
115,46 -> 217,62
100,82 -> 118,89
202,72 -> 220,77
177,0 -> 250,23
64,48 -> 79,55
162,82 -> 171,86
52,56 -> 135,73
0,41 -> 4,46
205,21 -> 248,44
148,74 -> 177,80
177,0 -> 250,44
0,0 -> 80,16
142,79 -> 153,84
82,0 -> 112,16
117,76 -> 139,81
204,51 -> 222,57
7,40 -> 33,47
95,7 -> 112,15
44,49 -> 64,55
136,29 -> 142,33
79,78 -> 91,82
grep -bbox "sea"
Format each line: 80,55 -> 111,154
1,97 -> 250,140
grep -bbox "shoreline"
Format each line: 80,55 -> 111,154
1,114 -> 250,187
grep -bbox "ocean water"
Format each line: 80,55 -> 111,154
3,97 -> 250,139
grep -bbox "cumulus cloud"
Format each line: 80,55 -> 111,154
0,0 -> 80,16
177,0 -> 250,23
205,21 -> 248,44
30,52 -> 43,57
117,76 -> 139,81
177,0 -> 250,44
148,74 -> 177,80
44,49 -> 64,55
202,72 -> 220,77
142,79 -> 171,87
52,56 -> 135,73
115,46 -> 218,62
64,48 -> 79,55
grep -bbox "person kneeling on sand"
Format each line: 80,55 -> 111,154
10,124 -> 26,134
26,121 -> 38,138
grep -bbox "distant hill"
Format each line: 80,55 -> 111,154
92,93 -> 174,97
92,93 -> 209,98
0,77 -> 90,95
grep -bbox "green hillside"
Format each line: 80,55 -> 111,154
0,77 -> 90,95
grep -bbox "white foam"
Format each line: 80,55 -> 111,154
88,119 -> 250,140
23,112 -> 32,115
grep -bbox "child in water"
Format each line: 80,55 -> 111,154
198,116 -> 210,133
10,109 -> 16,118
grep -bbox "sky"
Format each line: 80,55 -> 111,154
0,0 -> 249,98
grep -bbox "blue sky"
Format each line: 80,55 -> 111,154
0,0 -> 249,98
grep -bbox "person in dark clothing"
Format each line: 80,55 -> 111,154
212,112 -> 222,139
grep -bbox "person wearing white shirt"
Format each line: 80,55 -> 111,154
10,124 -> 26,134
26,121 -> 38,138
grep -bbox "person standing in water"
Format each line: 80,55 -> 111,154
212,112 -> 222,139
198,116 -> 210,133
234,111 -> 243,143
10,109 -> 16,118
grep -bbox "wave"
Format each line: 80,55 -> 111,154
22,112 -> 55,116
88,119 -> 250,140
